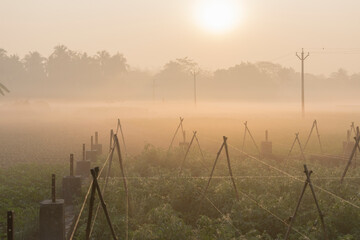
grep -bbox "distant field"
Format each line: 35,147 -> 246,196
1,100 -> 359,164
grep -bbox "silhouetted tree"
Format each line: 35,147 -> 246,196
330,68 -> 348,81
47,45 -> 73,81
0,49 -> 24,95
96,50 -> 128,79
23,51 -> 46,81
156,57 -> 198,100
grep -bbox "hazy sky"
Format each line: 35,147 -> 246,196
1,0 -> 360,74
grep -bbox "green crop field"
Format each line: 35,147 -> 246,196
0,111 -> 359,240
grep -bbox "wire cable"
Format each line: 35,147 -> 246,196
226,142 -> 360,210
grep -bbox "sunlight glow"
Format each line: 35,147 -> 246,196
194,0 -> 241,34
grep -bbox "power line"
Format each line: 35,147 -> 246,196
237,188 -> 310,240
226,143 -> 360,210
196,185 -> 310,240
201,135 -> 360,210
96,175 -> 360,181
195,186 -> 242,236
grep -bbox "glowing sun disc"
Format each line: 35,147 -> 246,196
194,0 -> 240,33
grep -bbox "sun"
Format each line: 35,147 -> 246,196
194,0 -> 241,34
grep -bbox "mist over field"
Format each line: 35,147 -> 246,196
1,46 -> 360,105
1,1 -> 360,239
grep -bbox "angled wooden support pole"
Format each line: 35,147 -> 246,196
288,133 -> 306,162
246,125 -> 260,154
303,121 -> 315,151
110,129 -> 114,151
202,139 -> 225,200
304,165 -> 327,240
223,136 -> 240,201
114,134 -> 130,240
116,119 -> 121,134
287,134 -> 298,157
118,119 -> 128,156
242,121 -> 247,151
314,120 -> 324,153
194,134 -> 209,171
88,145 -> 116,239
167,117 -> 184,153
350,122 -> 356,136
202,136 -> 239,202
284,172 -> 310,240
180,118 -> 186,143
285,165 -> 327,240
304,120 -> 323,153
341,127 -> 360,183
86,167 -> 99,240
90,167 -> 117,240
179,131 -> 197,174
242,121 -> 260,154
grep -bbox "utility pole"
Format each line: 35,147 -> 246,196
152,78 -> 156,102
296,48 -> 309,118
191,70 -> 199,106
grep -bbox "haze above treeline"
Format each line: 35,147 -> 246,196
0,45 -> 359,102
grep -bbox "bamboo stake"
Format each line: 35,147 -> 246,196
341,129 -> 360,183
202,136 -> 239,201
118,119 -> 128,156
167,117 -> 184,153
314,121 -> 324,153
110,129 -> 114,152
89,146 -> 115,238
194,134 -> 209,171
304,165 -> 328,240
304,120 -> 323,153
223,136 -> 239,200
284,174 -> 309,240
242,121 -> 247,151
202,141 -> 225,200
285,165 -> 327,240
179,131 -> 197,174
86,167 -> 98,240
90,168 -> 117,240
245,124 -> 260,154
288,133 -> 306,162
114,134 -> 129,240
304,121 -> 315,151
242,121 -> 260,154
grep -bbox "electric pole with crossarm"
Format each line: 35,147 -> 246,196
296,48 -> 309,118
190,70 -> 199,106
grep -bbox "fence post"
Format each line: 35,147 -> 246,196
39,174 -> 65,240
63,154 -> 82,204
7,211 -> 14,240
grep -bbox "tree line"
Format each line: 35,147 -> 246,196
1,45 -> 359,101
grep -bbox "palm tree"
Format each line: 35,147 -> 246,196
0,49 -> 11,96
0,82 -> 9,96
23,51 -> 46,81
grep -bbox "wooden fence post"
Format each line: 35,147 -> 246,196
7,211 -> 14,240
